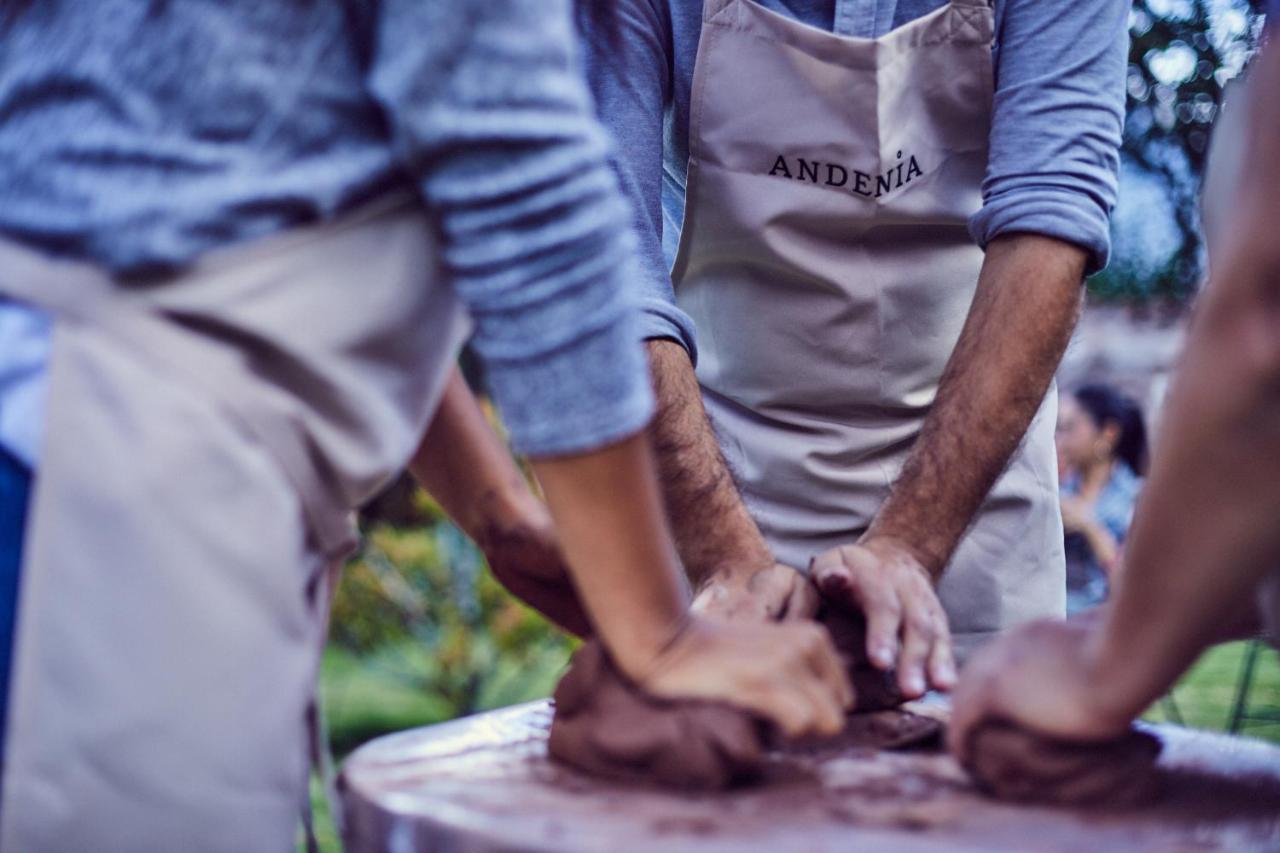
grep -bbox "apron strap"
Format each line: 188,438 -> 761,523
705,0 -> 993,26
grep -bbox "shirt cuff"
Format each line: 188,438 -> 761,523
486,310 -> 656,459
637,296 -> 699,366
969,187 -> 1113,275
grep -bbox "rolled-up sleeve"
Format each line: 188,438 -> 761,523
579,0 -> 700,361
367,0 -> 654,457
970,0 -> 1130,274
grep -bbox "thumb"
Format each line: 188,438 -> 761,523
809,550 -> 853,598
778,573 -> 821,621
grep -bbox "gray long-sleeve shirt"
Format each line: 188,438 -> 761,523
0,0 -> 653,460
579,0 -> 1130,359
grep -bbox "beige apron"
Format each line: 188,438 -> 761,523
674,0 -> 1064,658
0,196 -> 470,852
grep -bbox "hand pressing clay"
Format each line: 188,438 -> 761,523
548,615 -> 941,791
816,606 -> 905,712
548,640 -> 770,790
961,719 -> 1163,808
790,603 -> 943,756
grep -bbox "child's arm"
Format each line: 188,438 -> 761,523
409,369 -> 591,637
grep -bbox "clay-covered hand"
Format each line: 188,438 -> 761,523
474,496 -> 593,638
634,616 -> 854,739
692,563 -> 820,623
549,640 -> 769,789
809,537 -> 955,698
957,718 -> 1162,808
947,618 -> 1163,807
948,617 -> 1133,763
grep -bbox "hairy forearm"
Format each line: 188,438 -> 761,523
867,234 -> 1085,575
646,339 -> 776,584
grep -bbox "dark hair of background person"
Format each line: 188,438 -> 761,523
1073,384 -> 1149,477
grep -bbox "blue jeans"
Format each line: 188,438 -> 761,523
0,444 -> 30,758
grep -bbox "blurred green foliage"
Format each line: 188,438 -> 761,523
323,490 -> 575,756
1094,0 -> 1267,303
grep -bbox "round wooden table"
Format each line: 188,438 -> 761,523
341,700 -> 1280,852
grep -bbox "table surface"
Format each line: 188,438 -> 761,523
340,700 -> 1280,853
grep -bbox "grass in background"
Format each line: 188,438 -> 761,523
1145,640 -> 1280,743
299,515 -> 575,852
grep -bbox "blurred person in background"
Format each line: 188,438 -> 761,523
951,6 -> 1280,768
0,2 -> 851,851
1055,384 -> 1147,613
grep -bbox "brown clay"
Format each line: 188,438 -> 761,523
962,719 -> 1163,809
547,631 -> 941,791
790,708 -> 944,756
816,605 -> 905,712
547,640 -> 771,790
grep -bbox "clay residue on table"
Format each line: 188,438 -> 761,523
789,708 -> 943,756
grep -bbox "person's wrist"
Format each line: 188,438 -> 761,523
1077,625 -> 1147,736
611,608 -> 696,685
696,553 -> 777,590
859,530 -> 942,578
470,477 -> 548,545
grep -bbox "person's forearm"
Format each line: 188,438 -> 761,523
532,432 -> 690,678
1086,45 -> 1280,722
646,339 -> 776,584
866,234 -> 1085,575
1082,522 -> 1120,576
407,368 -> 537,540
1086,276 -> 1280,718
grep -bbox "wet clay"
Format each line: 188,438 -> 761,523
790,708 -> 943,756
548,632 -> 941,790
547,641 -> 771,790
962,720 -> 1163,809
817,606 -> 905,712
